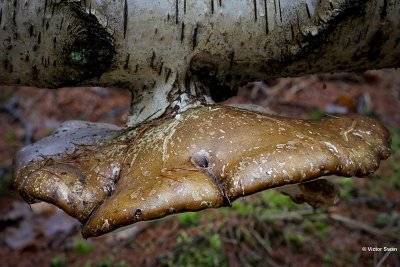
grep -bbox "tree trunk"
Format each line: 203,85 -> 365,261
1,0 -> 399,125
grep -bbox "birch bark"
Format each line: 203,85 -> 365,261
1,0 -> 399,125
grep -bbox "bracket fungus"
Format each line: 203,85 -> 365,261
13,105 -> 390,237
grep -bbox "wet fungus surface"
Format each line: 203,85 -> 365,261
12,105 -> 391,237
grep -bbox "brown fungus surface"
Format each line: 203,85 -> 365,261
12,105 -> 391,237
277,179 -> 341,208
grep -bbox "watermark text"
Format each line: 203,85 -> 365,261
361,246 -> 398,252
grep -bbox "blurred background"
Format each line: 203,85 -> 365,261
0,69 -> 399,266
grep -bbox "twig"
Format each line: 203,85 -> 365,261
375,251 -> 392,267
265,208 -> 319,221
285,76 -> 318,100
248,228 -> 273,255
247,229 -> 282,267
329,214 -> 399,241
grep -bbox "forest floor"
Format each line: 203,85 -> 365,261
0,69 -> 399,267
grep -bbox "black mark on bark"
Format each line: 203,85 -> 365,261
123,0 -> 128,38
150,51 -> 156,69
32,65 -> 38,81
278,0 -> 282,22
253,0 -> 257,21
181,22 -> 185,43
264,0 -> 269,34
229,51 -> 235,70
380,0 -> 388,20
305,3 -> 311,19
192,24 -> 199,50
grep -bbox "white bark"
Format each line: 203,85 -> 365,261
1,0 -> 399,125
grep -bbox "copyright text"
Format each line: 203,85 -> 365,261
361,247 -> 398,252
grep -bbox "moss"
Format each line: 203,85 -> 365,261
5,131 -> 16,142
50,256 -> 66,267
69,51 -> 87,65
72,238 -> 93,255
178,212 -> 201,226
163,231 -> 228,267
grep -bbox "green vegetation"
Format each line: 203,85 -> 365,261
231,189 -> 307,221
70,51 -> 87,65
385,128 -> 400,189
162,231 -> 228,267
178,212 -> 201,226
44,129 -> 54,137
308,109 -> 325,120
98,256 -> 113,267
5,131 -> 16,142
72,238 -> 93,255
0,172 -> 12,195
0,87 -> 13,101
374,212 -> 400,228
323,249 -> 334,264
260,190 -> 299,208
50,256 -> 66,267
303,214 -> 330,239
81,261 -> 93,267
115,260 -> 131,267
335,178 -> 355,200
